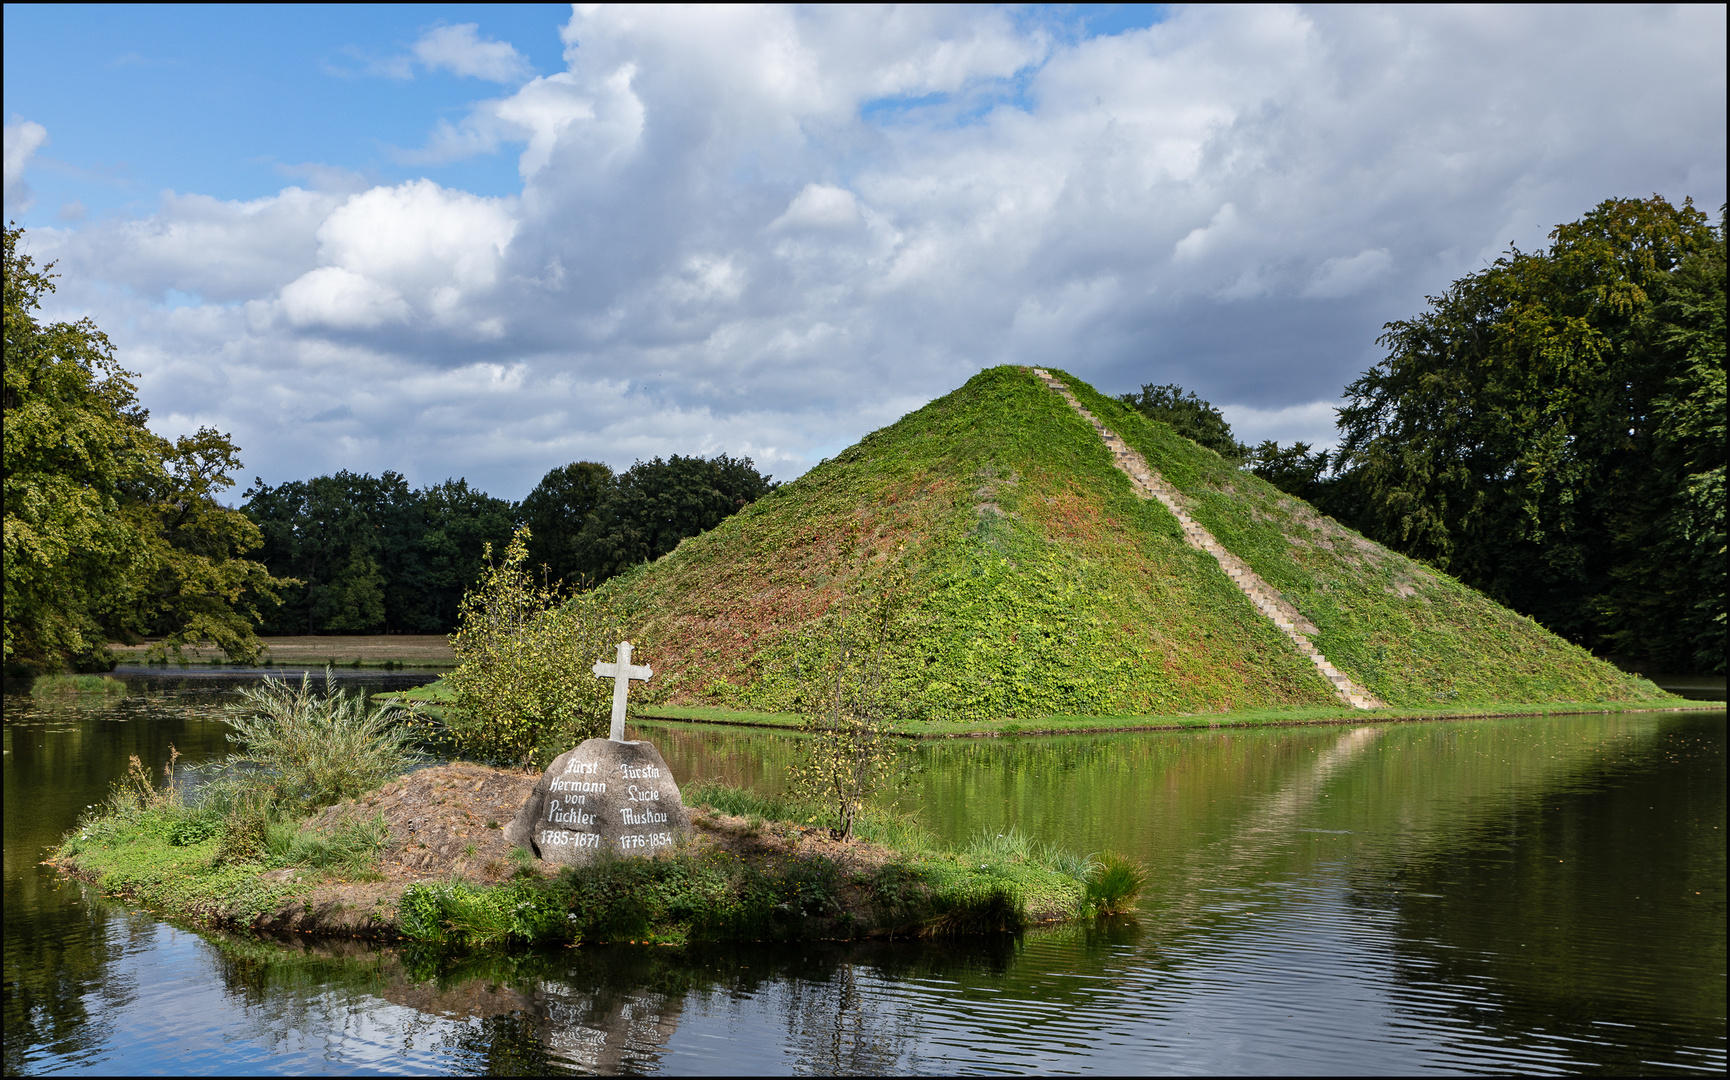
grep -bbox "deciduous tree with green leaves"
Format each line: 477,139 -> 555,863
1118,383 -> 1246,460
1336,196 -> 1725,672
520,460 -> 616,587
242,471 -> 515,635
3,225 -> 288,674
577,454 -> 777,581
789,589 -> 909,841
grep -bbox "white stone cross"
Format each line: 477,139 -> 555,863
592,640 -> 653,742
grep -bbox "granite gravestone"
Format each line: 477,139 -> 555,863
505,642 -> 692,866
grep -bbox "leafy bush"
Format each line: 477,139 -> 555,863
168,811 -> 223,847
224,668 -> 421,813
214,786 -> 278,864
445,527 -> 633,767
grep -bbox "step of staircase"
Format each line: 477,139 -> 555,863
1031,367 -> 1385,711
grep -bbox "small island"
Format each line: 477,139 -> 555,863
49,757 -> 1140,949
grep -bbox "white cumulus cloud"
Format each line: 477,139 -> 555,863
279,266 -> 411,330
21,5 -> 1726,498
4,118 -> 49,210
771,184 -> 862,231
412,23 -> 533,84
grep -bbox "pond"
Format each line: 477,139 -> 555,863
4,669 -> 1724,1075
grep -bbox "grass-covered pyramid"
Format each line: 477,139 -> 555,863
605,366 -> 1660,723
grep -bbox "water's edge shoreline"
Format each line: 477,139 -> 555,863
631,698 -> 1723,738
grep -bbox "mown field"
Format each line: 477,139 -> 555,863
109,635 -> 456,668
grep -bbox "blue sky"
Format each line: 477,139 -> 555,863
5,5 -> 1165,222
5,5 -> 577,217
4,4 -> 1722,499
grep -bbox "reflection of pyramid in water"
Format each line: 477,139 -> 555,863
614,366 -> 1656,721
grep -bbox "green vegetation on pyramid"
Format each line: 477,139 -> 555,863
605,366 -> 1660,722
1053,370 -> 1661,707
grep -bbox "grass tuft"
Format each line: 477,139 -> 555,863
32,673 -> 127,696
1083,851 -> 1147,914
218,668 -> 423,814
964,826 -> 1037,862
684,778 -> 815,824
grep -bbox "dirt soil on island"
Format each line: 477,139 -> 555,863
277,762 -> 902,936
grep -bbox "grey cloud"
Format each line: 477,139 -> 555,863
22,5 -> 1727,500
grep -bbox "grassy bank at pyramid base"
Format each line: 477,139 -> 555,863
592,365 -> 1664,720
632,699 -> 1710,736
385,680 -> 1706,737
50,772 -> 1140,951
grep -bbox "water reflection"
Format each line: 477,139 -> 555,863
1365,714 -> 1726,1073
4,672 -> 1723,1074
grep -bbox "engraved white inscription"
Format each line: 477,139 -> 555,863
548,778 -> 607,794
538,829 -> 602,849
546,799 -> 598,826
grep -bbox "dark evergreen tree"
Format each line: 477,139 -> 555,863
578,454 -> 776,580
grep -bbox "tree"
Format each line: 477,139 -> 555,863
578,453 -> 777,581
444,527 -> 631,768
789,592 -> 905,841
520,461 -> 615,587
242,471 -> 516,636
414,478 -> 517,630
1239,440 -> 1371,527
1336,196 -> 1725,671
4,225 -> 286,674
114,428 -> 291,662
1242,441 -> 1335,505
1118,383 -> 1246,459
1599,230 -> 1726,671
242,472 -> 389,635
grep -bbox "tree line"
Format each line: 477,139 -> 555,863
1125,195 -> 1725,675
9,195 -> 1720,675
242,454 -> 775,638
